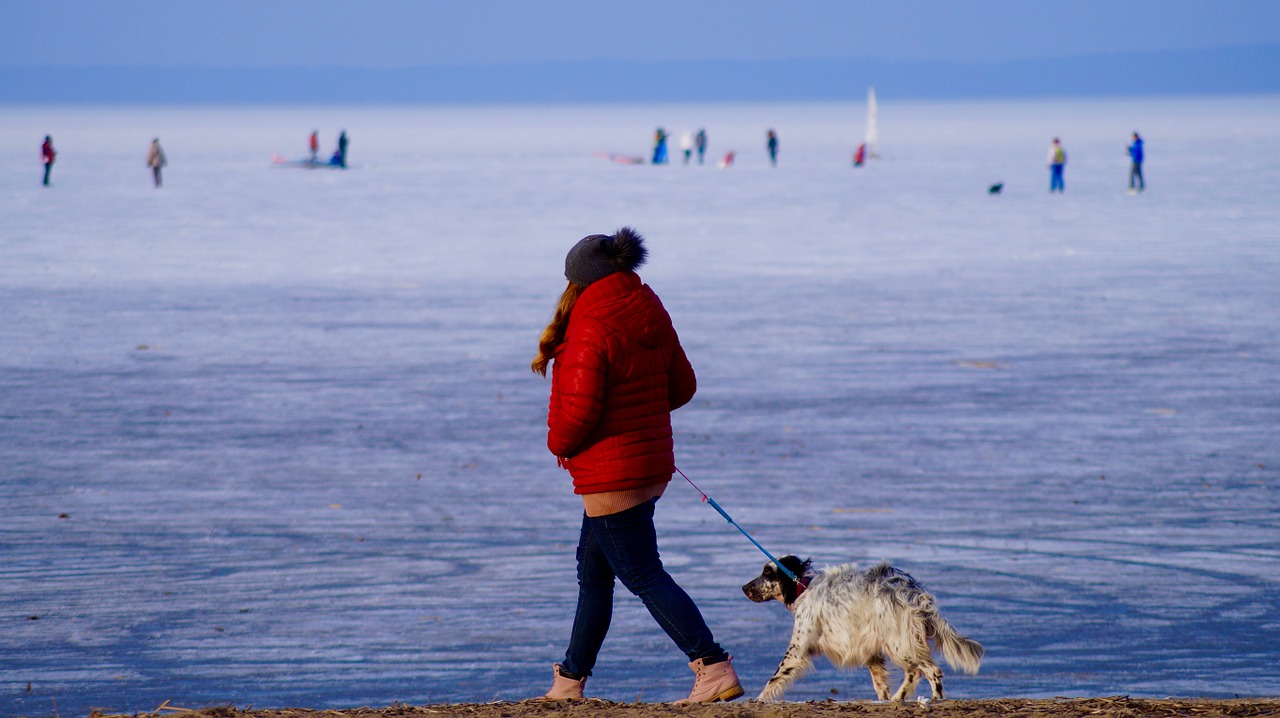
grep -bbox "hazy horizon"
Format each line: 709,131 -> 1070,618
2,1 -> 1278,104
4,43 -> 1280,105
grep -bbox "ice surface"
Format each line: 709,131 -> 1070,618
1,97 -> 1278,715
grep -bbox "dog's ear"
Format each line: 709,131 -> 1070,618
776,556 -> 813,605
780,555 -> 811,578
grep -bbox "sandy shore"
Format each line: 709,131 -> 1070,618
91,698 -> 1280,718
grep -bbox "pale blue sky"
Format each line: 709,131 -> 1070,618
3,0 -> 1279,68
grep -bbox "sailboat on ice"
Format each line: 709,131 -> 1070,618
854,86 -> 879,166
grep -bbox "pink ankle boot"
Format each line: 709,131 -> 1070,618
541,663 -> 586,700
674,656 -> 744,703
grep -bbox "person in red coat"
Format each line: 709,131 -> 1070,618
41,135 -> 56,186
532,227 -> 742,703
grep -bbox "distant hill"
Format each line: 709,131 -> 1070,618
3,44 -> 1277,104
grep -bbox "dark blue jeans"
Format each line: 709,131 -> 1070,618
1050,164 -> 1065,192
561,498 -> 726,677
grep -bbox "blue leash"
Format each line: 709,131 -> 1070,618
675,466 -> 799,582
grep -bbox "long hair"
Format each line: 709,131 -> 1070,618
531,281 -> 584,376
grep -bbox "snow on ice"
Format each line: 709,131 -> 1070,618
1,96 -> 1278,714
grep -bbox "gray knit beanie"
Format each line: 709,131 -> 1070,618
564,227 -> 648,287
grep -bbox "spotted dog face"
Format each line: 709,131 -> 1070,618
742,555 -> 812,606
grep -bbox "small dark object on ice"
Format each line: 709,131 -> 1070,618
988,183 -> 1004,195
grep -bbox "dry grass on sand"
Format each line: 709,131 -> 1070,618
92,697 -> 1280,718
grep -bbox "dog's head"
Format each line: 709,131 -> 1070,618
742,555 -> 812,606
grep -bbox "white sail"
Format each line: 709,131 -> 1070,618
865,85 -> 879,158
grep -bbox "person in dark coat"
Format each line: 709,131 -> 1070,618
766,129 -> 778,167
337,130 -> 349,168
41,135 -> 56,186
147,138 -> 167,187
533,227 -> 742,704
695,128 -> 707,165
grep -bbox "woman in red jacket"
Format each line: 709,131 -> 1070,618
532,227 -> 742,703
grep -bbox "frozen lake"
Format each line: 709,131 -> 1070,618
1,96 -> 1278,715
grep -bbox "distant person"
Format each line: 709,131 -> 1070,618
1127,131 -> 1144,193
41,135 -> 56,186
718,151 -> 735,169
309,130 -> 319,163
766,129 -> 778,167
337,130 -> 349,168
680,131 -> 694,165
652,128 -> 669,165
1047,137 -> 1066,193
147,138 -> 167,188
853,143 -> 866,167
533,227 -> 743,704
695,128 -> 707,165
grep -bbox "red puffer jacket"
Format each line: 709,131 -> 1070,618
548,271 -> 696,494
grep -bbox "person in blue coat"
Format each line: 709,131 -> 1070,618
1127,132 -> 1144,193
652,128 -> 669,165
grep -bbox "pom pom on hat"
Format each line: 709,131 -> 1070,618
564,226 -> 648,287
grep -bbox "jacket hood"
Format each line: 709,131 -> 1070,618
573,271 -> 672,349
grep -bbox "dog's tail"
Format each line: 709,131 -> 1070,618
930,616 -> 984,675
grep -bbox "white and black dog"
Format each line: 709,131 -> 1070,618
742,555 -> 983,701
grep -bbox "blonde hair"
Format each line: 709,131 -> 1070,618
531,281 -> 584,376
